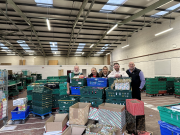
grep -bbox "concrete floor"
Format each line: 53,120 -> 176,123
0,91 -> 179,135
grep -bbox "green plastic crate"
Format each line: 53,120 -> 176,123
108,78 -> 116,87
35,80 -> 47,83
59,76 -> 67,79
146,89 -> 159,94
59,109 -> 69,114
69,95 -> 80,101
33,85 -> 52,94
105,88 -> 132,99
47,79 -> 61,82
80,87 -> 105,98
106,99 -> 126,105
58,96 -> 78,109
27,90 -> 32,95
80,97 -> 103,107
71,78 -> 86,87
27,85 -> 35,91
157,103 -> 180,128
32,100 -> 52,107
32,93 -> 52,101
32,105 -> 52,114
17,86 -> 23,90
27,95 -> 32,101
146,78 -> 158,81
52,89 -> 60,94
146,85 -> 158,89
59,83 -> 67,90
59,89 -> 67,96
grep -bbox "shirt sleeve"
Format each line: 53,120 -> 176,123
121,71 -> 129,77
139,71 -> 146,89
107,71 -> 115,78
67,75 -> 70,83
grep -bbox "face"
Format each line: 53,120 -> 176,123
114,64 -> 120,71
103,67 -> 108,74
91,68 -> 96,75
74,66 -> 79,73
129,62 -> 135,70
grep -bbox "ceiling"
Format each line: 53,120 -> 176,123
0,0 -> 180,57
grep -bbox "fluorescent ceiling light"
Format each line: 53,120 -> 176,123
97,52 -> 103,54
90,44 -> 94,48
34,0 -> 53,7
76,43 -> 85,52
100,0 -> 128,13
152,3 -> 180,17
17,40 -> 34,53
106,53 -> 110,55
122,45 -> 129,48
82,52 -> 84,55
76,52 -> 82,54
74,55 -> 81,56
46,19 -> 51,30
7,54 -> 15,55
53,43 -> 55,46
29,54 -> 33,55
155,28 -> 173,36
1,50 -> 7,51
107,24 -> 118,34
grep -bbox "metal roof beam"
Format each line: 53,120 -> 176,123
87,0 -> 173,57
7,0 -> 46,57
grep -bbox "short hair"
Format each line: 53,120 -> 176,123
103,66 -> 108,70
91,67 -> 97,71
74,65 -> 79,68
114,63 -> 119,66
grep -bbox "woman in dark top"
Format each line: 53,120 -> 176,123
88,67 -> 99,77
99,66 -> 111,77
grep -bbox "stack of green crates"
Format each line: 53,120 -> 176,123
71,78 -> 86,87
35,79 -> 47,83
26,77 -> 32,86
36,74 -> 42,80
8,88 -> 19,97
32,85 -> 52,114
105,87 -> 132,105
146,78 -> 159,94
27,84 -> 34,110
59,76 -> 67,79
58,95 -> 79,113
166,77 -> 175,94
80,86 -> 104,107
174,78 -> 180,95
17,86 -> 23,92
59,82 -> 68,95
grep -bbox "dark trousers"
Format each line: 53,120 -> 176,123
132,86 -> 141,100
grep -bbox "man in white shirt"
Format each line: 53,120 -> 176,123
108,63 -> 129,78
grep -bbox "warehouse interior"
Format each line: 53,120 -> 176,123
0,0 -> 180,135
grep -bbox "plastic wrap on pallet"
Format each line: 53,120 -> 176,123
13,98 -> 27,106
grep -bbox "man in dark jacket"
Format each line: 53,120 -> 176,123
126,62 -> 146,100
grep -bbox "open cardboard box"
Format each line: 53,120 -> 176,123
45,114 -> 68,132
62,125 -> 86,135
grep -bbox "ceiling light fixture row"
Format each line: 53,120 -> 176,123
90,44 -> 94,48
122,45 -> 129,48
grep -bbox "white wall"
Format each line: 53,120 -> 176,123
0,65 -> 110,79
111,15 -> 180,78
0,56 -> 104,65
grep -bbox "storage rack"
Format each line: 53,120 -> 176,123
0,69 -> 8,125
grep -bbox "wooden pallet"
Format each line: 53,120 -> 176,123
146,93 -> 158,97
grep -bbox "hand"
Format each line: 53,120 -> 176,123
115,74 -> 121,78
67,90 -> 70,95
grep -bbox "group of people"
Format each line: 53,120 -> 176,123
67,62 -> 145,100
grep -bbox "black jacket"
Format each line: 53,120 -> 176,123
88,73 -> 100,78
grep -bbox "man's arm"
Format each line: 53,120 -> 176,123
67,76 -> 70,94
121,71 -> 129,77
107,71 -> 115,78
139,71 -> 146,89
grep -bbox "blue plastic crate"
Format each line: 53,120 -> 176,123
87,78 -> 107,87
11,106 -> 30,120
158,121 -> 180,135
71,87 -> 80,95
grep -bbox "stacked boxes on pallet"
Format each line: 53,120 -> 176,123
80,78 -> 107,107
32,85 -> 52,115
106,78 -> 132,105
126,99 -> 145,135
158,103 -> 180,134
166,77 -> 175,94
145,78 -> 159,95
174,78 -> 180,96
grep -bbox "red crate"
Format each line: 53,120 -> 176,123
126,99 -> 144,116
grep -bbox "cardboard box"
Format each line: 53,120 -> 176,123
45,114 -> 68,132
49,60 -> 58,65
69,102 -> 91,125
62,125 -> 86,135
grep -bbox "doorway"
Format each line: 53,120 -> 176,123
82,69 -> 87,76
